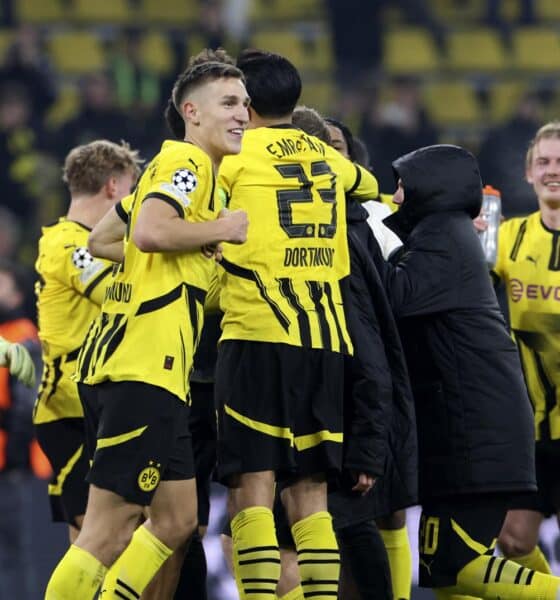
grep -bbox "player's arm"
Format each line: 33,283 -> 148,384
326,146 -> 379,201
133,201 -> 247,252
88,205 -> 127,263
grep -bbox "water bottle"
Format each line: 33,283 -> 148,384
478,185 -> 501,267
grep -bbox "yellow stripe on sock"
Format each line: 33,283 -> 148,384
48,444 -> 83,496
451,518 -> 496,555
96,425 -> 147,450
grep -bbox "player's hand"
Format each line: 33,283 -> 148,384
201,243 -> 224,262
218,208 -> 248,244
351,472 -> 376,496
0,339 -> 36,388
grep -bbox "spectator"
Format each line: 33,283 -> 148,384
0,25 -> 57,124
55,72 -> 130,158
478,92 -> 543,217
0,259 -> 42,600
360,76 -> 438,192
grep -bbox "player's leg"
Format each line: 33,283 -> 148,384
282,475 -> 340,600
106,397 -> 198,600
417,495 -> 560,600
172,380 -> 216,600
228,470 -> 280,599
216,341 -> 293,599
35,417 -> 90,545
338,519 -> 393,600
46,484 -> 142,600
498,510 -> 549,573
377,510 -> 412,600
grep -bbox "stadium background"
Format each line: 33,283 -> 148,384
1,0 -> 559,597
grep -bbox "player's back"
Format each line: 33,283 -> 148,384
35,218 -> 113,422
218,126 -> 376,353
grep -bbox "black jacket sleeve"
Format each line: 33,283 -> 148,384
342,230 -> 392,477
384,217 -> 461,318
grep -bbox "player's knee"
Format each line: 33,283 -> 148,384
151,510 -> 198,549
498,531 -> 536,558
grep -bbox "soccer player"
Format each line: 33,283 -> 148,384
384,144 -> 560,600
494,121 -> 560,574
45,51 -> 250,600
215,50 -> 379,600
34,140 -> 141,544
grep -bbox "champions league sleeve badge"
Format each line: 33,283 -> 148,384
71,247 -> 94,269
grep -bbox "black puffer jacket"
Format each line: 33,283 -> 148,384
330,199 -> 418,528
383,145 -> 536,501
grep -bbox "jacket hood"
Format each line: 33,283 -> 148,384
384,144 -> 482,234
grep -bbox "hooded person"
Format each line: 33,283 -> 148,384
381,145 -> 560,600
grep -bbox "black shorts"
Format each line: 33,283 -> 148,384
189,381 -> 217,527
215,340 -> 344,485
35,418 -> 89,527
507,440 -> 560,517
418,494 -> 508,588
78,381 -> 194,506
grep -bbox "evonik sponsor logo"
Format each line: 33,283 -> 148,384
509,278 -> 560,302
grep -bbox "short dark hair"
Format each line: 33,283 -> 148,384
236,49 -> 301,118
325,117 -> 356,161
165,48 -> 243,140
292,105 -> 331,144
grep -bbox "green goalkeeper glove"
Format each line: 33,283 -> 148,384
0,337 -> 36,388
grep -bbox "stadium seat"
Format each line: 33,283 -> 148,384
15,0 -> 65,23
140,32 -> 175,75
138,0 -> 199,26
47,32 -> 107,75
299,79 -> 334,115
45,84 -> 81,129
0,30 -> 14,62
446,28 -> 508,73
430,0 -> 485,23
423,81 -> 481,126
249,0 -> 324,23
488,80 -> 526,123
512,27 -> 560,72
71,0 -> 132,24
534,0 -> 560,20
250,28 -> 331,73
383,28 -> 440,74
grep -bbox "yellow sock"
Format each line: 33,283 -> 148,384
434,589 -> 480,600
231,506 -> 281,599
291,511 -> 340,599
278,585 -> 305,599
379,526 -> 412,600
101,525 -> 173,599
45,544 -> 107,600
513,546 -> 553,575
456,554 -> 560,600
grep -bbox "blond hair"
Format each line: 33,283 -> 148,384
526,121 -> 560,168
62,140 -> 143,196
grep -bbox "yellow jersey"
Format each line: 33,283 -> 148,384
493,211 -> 560,441
218,125 -> 379,353
34,219 -> 113,423
75,141 -> 221,402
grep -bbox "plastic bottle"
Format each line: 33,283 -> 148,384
478,185 -> 501,267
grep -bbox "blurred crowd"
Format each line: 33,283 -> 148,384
0,0 -> 550,282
